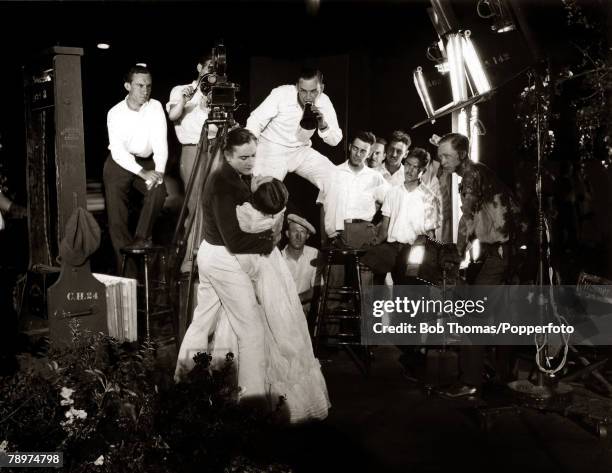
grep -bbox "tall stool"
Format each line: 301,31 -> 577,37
314,247 -> 371,375
120,245 -> 173,342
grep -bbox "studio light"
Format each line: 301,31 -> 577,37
408,244 -> 426,266
477,0 -> 516,34
402,236 -> 462,286
471,239 -> 481,262
427,0 -> 458,38
491,0 -> 516,33
404,237 -> 432,281
462,32 -> 492,95
447,33 -> 466,102
414,28 -> 491,122
413,67 -> 435,118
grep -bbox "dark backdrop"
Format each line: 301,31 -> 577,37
0,0 -> 610,276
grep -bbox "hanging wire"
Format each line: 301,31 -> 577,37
530,68 -> 570,376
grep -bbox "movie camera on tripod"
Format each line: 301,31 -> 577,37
190,42 -> 240,123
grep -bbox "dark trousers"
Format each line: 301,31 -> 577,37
460,243 -> 510,387
103,155 -> 167,270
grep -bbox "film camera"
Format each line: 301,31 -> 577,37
193,42 -> 240,122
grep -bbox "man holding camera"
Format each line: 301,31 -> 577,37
246,68 -> 341,194
103,64 -> 167,273
166,54 -> 216,274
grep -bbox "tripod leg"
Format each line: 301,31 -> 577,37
170,125 -> 210,276
179,123 -> 230,339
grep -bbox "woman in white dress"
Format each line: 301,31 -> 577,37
212,177 -> 330,424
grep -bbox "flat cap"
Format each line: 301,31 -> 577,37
287,213 -> 315,235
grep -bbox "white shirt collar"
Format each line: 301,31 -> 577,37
123,95 -> 150,112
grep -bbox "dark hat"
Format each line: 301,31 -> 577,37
59,207 -> 101,267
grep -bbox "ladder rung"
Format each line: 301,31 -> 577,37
320,332 -> 360,338
320,313 -> 360,320
327,288 -> 361,295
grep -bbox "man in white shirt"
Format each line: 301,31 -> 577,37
320,131 -> 389,249
362,150 -> 440,284
166,54 -> 215,273
281,214 -> 319,313
380,130 -> 411,186
103,64 -> 168,271
410,147 -> 443,239
246,68 -> 341,194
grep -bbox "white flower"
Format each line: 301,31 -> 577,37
72,408 -> 88,420
60,399 -> 74,406
65,407 -> 88,421
0,440 -> 8,453
93,455 -> 104,466
60,387 -> 74,400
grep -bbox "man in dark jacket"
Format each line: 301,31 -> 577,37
175,128 -> 280,406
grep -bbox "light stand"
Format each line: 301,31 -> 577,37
507,67 -> 573,409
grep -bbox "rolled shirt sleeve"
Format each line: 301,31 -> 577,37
166,85 -> 185,112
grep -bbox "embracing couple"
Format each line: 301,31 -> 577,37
174,127 -> 329,424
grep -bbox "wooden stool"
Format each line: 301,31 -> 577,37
314,247 -> 371,375
120,245 -> 172,341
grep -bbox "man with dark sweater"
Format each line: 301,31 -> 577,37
175,128 -> 280,405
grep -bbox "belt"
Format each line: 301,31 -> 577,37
182,143 -> 198,147
344,219 -> 369,224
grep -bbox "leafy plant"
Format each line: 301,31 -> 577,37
0,324 -> 291,473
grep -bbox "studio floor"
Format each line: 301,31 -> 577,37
154,341 -> 612,473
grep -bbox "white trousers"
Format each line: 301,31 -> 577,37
175,240 -> 266,400
252,137 -> 339,237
